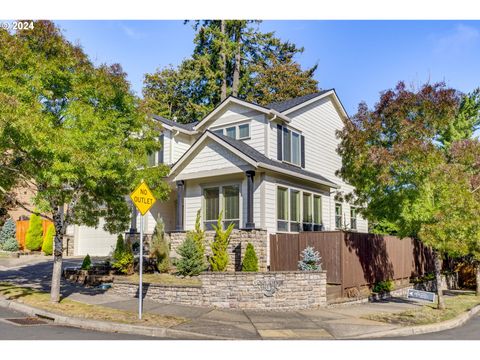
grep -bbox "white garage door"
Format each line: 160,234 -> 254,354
74,218 -> 118,256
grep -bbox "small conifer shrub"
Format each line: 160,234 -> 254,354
81,254 -> 92,270
175,233 -> 206,277
113,234 -> 125,262
0,218 -> 16,249
298,246 -> 322,271
2,237 -> 19,252
25,214 -> 44,251
150,218 -> 170,273
242,243 -> 259,272
42,224 -> 55,255
112,238 -> 134,275
209,212 -> 234,272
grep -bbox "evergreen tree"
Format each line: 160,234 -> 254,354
81,254 -> 92,270
242,243 -> 259,272
190,209 -> 205,255
150,217 -> 170,273
175,233 -> 206,277
113,234 -> 125,262
298,246 -> 322,271
209,211 -> 234,272
2,237 -> 19,252
25,213 -> 43,251
0,218 -> 16,249
42,224 -> 55,256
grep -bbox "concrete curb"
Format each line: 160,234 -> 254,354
347,303 -> 480,339
0,297 -> 231,340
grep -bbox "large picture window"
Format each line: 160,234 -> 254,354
276,187 -> 323,232
204,185 -> 240,230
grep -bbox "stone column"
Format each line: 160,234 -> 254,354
176,180 -> 185,231
245,170 -> 255,229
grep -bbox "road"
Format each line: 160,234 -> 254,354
0,306 -> 159,340
378,314 -> 480,340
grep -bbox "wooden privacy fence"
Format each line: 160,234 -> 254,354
269,231 -> 434,296
16,219 -> 54,250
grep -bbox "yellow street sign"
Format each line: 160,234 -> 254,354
130,181 -> 156,215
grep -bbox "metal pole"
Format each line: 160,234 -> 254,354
139,214 -> 143,320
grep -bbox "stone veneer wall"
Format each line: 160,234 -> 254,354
166,229 -> 268,272
109,271 -> 327,310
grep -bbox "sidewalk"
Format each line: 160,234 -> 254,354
0,256 -> 467,340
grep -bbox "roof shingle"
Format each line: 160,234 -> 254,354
267,90 -> 332,113
152,114 -> 198,131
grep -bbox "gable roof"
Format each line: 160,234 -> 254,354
267,90 -> 332,113
170,130 -> 339,189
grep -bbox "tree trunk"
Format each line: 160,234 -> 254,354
232,29 -> 241,97
433,250 -> 445,310
50,205 -> 65,303
476,262 -> 480,297
220,20 -> 227,101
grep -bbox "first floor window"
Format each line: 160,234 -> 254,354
204,187 -> 220,230
223,185 -> 240,229
350,207 -> 357,230
313,195 -> 323,231
277,187 -> 288,232
335,203 -> 343,229
290,190 -> 300,232
302,193 -> 313,231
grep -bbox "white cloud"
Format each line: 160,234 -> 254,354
119,23 -> 145,40
434,24 -> 479,55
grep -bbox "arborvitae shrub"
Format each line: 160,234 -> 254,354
242,242 -> 259,272
0,218 -> 16,249
150,218 -> 170,273
25,214 -> 43,251
191,209 -> 205,255
2,237 -> 19,252
113,234 -> 125,262
209,212 -> 234,272
175,233 -> 206,277
298,246 -> 322,271
41,224 -> 55,255
81,254 -> 92,270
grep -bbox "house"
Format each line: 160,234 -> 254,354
130,89 -> 368,268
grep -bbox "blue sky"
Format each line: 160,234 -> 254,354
55,20 -> 480,116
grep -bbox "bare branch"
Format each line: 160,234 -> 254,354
0,185 -> 53,222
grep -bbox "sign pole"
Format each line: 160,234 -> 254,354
139,213 -> 143,320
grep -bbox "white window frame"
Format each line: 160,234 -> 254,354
350,206 -> 357,231
210,121 -> 251,141
281,126 -> 302,167
275,185 -> 324,233
202,182 -> 243,230
335,203 -> 343,230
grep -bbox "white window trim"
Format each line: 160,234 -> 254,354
201,181 -> 243,229
335,203 -> 343,230
210,121 -> 251,141
275,184 -> 324,233
350,206 -> 358,231
280,125 -> 302,167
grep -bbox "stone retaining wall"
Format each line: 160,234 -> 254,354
166,229 -> 268,272
109,271 -> 327,310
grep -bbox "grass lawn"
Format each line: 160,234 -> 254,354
364,293 -> 480,326
0,282 -> 185,327
116,273 -> 201,286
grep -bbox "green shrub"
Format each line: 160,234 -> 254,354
25,213 -> 43,251
2,237 -> 19,252
175,233 -> 206,277
113,234 -> 125,262
41,224 -> 55,255
372,279 -> 394,293
0,218 -> 16,249
242,243 -> 258,272
81,254 -> 92,270
150,218 -> 170,273
209,211 -> 234,272
191,209 -> 205,255
112,239 -> 134,275
298,246 -> 322,271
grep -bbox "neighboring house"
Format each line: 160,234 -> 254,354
137,90 -> 368,240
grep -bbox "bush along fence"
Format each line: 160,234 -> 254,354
269,231 -> 434,298
16,219 -> 53,250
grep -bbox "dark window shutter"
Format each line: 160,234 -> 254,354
301,135 -> 305,168
159,134 -> 164,164
277,124 -> 283,161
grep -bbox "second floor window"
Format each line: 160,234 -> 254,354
212,123 -> 250,140
147,134 -> 164,166
277,124 -> 305,168
335,203 -> 342,229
